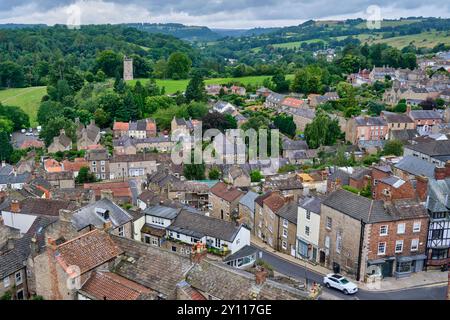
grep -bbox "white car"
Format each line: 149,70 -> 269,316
323,273 -> 358,295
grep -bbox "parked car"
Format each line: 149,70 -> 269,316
323,273 -> 358,295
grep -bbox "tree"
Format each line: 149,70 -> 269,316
208,168 -> 220,180
202,111 -> 237,132
183,163 -> 206,180
95,50 -> 122,77
143,96 -> 175,116
0,117 -> 13,134
76,167 -> 97,184
250,170 -> 263,183
383,140 -> 403,156
304,110 -> 342,149
187,102 -> 208,119
291,66 -> 325,94
0,131 -> 13,162
271,71 -> 290,93
123,90 -> 139,121
273,114 -> 296,137
37,101 -> 63,126
0,61 -> 25,88
185,74 -> 206,103
167,52 -> 192,79
153,59 -> 168,79
367,101 -> 385,116
40,116 -> 76,146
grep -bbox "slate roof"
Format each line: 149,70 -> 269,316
55,230 -> 123,274
277,201 -> 298,224
405,140 -> 450,156
223,245 -> 258,263
239,191 -> 259,213
0,172 -> 31,185
322,189 -> 388,223
143,205 -> 180,220
111,235 -> 193,299
71,198 -> 133,231
167,210 -> 243,242
186,259 -> 309,300
85,148 -> 109,161
383,200 -> 429,221
354,116 -> 387,126
0,216 -> 57,279
382,111 -> 414,123
210,182 -> 244,203
328,168 -> 350,185
391,129 -> 419,142
282,138 -> 308,151
409,110 -> 442,120
298,196 -> 322,214
2,198 -> 77,216
426,178 -> 450,212
0,164 -> 14,176
379,176 -> 406,188
394,156 -> 436,178
80,271 -> 153,300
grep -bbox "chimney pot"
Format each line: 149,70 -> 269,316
10,199 -> 21,213
255,267 -> 268,285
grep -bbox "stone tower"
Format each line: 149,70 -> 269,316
123,57 -> 133,81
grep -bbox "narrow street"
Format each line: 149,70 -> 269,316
252,245 -> 448,300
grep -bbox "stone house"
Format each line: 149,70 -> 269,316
167,180 -> 210,211
224,165 -> 251,188
208,182 -> 244,221
264,93 -> 285,109
44,171 -> 75,189
407,107 -> 442,134
276,201 -> 298,256
76,119 -> 101,151
34,229 -> 123,300
113,136 -> 173,155
48,129 -> 72,154
403,140 -> 450,167
113,119 -> 157,139
393,155 -> 436,181
254,191 -> 286,249
238,191 -> 259,231
263,174 -> 303,201
380,111 -> 416,139
287,107 -> 315,132
109,153 -> 158,180
85,148 -> 110,181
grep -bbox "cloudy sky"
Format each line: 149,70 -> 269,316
0,0 -> 449,29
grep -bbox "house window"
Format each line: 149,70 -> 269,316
378,242 -> 386,255
282,241 -> 287,250
306,211 -> 311,220
171,246 -> 177,252
380,225 -> 388,236
326,217 -> 332,230
305,226 -> 310,236
92,161 -> 96,166
395,240 -> 404,253
397,223 -> 405,234
282,219 -> 288,228
413,221 -> 421,233
325,236 -> 330,249
118,226 -> 124,237
101,161 -> 105,165
3,277 -> 10,288
336,232 -> 342,254
432,229 -> 444,240
16,289 -> 24,300
151,237 -> 158,246
15,271 -> 22,285
282,229 -> 288,238
411,239 -> 419,252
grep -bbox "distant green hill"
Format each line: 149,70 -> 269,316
126,23 -> 222,41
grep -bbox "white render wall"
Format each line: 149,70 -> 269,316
1,211 -> 36,234
296,206 -> 320,247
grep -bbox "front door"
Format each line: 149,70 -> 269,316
319,250 -> 326,264
382,260 -> 394,277
290,245 -> 296,257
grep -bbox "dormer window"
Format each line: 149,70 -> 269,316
96,207 -> 109,220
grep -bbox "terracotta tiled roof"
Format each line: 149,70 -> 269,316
55,229 -> 123,274
210,182 -> 244,202
262,192 -> 285,213
44,159 -> 63,172
20,140 -> 45,149
84,182 -> 132,198
282,97 -> 304,108
62,158 -> 88,172
113,122 -> 129,131
80,271 -> 152,300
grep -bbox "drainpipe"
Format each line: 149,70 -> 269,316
356,218 -> 365,282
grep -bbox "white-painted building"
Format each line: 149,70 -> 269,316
296,196 -> 322,263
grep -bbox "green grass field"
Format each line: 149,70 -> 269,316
0,86 -> 46,126
367,31 -> 450,49
128,75 -> 295,93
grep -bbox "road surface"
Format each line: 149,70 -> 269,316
252,245 -> 447,300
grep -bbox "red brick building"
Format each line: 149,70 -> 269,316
373,176 -> 416,201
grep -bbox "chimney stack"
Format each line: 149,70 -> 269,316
100,189 -> 114,201
47,237 -> 57,250
10,199 -> 21,213
191,242 -> 207,264
1,160 -> 5,167
103,221 -> 113,231
416,176 -> 429,202
30,236 -> 39,257
255,267 -> 268,285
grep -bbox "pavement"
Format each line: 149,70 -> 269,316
251,236 -> 448,300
